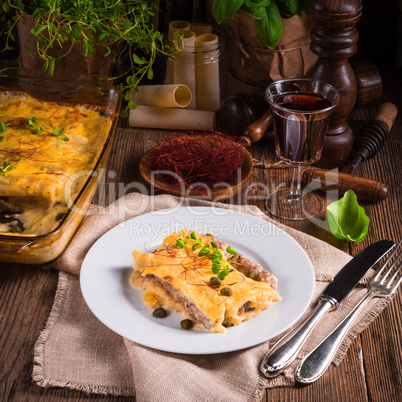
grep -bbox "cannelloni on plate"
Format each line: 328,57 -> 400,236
130,228 -> 281,333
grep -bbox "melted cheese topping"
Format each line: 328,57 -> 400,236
130,229 -> 281,333
0,92 -> 112,235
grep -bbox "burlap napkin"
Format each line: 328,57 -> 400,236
33,193 -> 390,400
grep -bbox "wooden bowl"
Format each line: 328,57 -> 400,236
139,147 -> 253,200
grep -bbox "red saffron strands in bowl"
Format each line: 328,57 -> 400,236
144,130 -> 244,195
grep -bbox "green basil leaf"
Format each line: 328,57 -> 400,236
241,5 -> 266,20
326,190 -> 370,242
0,121 -> 6,133
255,3 -> 283,49
276,0 -> 304,17
244,0 -> 271,9
212,0 -> 244,24
302,0 -> 311,14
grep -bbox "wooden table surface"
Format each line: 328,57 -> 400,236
0,65 -> 401,401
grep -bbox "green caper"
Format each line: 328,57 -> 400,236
152,307 -> 167,318
180,319 -> 194,330
209,276 -> 221,287
220,287 -> 233,297
246,270 -> 257,280
211,240 -> 220,249
9,225 -> 22,234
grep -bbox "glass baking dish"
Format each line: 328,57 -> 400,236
0,68 -> 122,264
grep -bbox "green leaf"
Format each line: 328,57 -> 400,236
128,101 -> 137,109
132,54 -> 147,65
255,3 -> 283,49
26,47 -> 33,58
217,264 -> 234,280
302,0 -> 311,14
326,190 -> 370,242
32,24 -> 48,36
211,262 -> 221,274
48,57 -> 55,76
212,0 -> 244,24
82,39 -> 89,57
2,2 -> 11,13
0,121 -> 6,133
17,0 -> 24,12
176,239 -> 185,248
147,67 -> 153,80
71,24 -> 82,41
241,5 -> 267,20
276,0 -> 304,17
198,247 -> 210,256
244,0 -> 271,8
226,246 -> 238,255
189,231 -> 197,240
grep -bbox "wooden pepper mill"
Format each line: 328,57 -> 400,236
308,0 -> 362,169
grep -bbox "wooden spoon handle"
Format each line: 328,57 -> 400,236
302,168 -> 388,202
241,110 -> 272,146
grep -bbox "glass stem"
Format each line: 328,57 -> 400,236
288,165 -> 302,200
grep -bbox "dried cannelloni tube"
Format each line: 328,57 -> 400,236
173,30 -> 197,109
129,105 -> 215,130
131,84 -> 192,108
165,20 -> 191,84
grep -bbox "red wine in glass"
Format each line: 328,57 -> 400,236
272,93 -> 332,165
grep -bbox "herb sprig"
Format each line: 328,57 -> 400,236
0,0 -> 182,118
0,116 -> 68,176
176,231 -> 236,281
0,160 -> 16,176
27,116 -> 68,142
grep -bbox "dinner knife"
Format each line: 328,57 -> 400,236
260,239 -> 395,378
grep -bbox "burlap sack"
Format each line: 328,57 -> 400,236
220,11 -> 318,94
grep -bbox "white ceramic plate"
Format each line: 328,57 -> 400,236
80,207 -> 315,355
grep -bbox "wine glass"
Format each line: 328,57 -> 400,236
265,78 -> 339,220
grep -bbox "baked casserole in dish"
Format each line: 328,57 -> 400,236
0,68 -> 121,264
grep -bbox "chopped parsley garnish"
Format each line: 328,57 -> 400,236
226,246 -> 237,255
0,161 -> 16,176
27,116 -> 68,142
176,238 -> 185,248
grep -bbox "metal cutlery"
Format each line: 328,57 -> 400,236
260,240 -> 395,378
295,239 -> 402,384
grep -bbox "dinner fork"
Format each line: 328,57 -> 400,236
295,240 -> 402,384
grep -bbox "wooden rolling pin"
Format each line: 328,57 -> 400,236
302,103 -> 397,201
